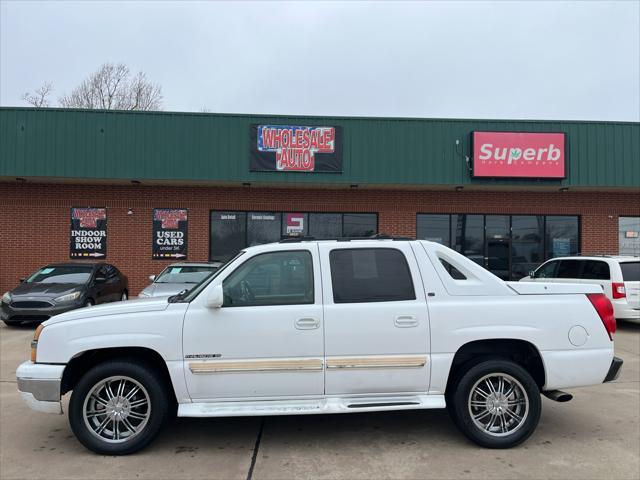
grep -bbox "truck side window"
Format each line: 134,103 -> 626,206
222,251 -> 313,307
330,248 -> 416,303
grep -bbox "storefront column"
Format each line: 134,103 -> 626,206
581,214 -> 620,255
378,209 -> 416,238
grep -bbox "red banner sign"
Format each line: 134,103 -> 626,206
473,131 -> 565,178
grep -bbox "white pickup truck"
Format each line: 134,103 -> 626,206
17,238 -> 623,455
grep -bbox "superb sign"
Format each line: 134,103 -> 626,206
473,131 -> 566,178
250,125 -> 342,172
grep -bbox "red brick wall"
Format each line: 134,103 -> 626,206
1,183 -> 638,295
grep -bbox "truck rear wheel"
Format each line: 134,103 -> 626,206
450,359 -> 541,448
68,360 -> 169,455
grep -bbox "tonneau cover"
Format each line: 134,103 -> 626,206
506,282 -> 601,295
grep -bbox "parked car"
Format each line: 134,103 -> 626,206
521,256 -> 640,323
17,239 -> 621,455
138,262 -> 223,298
1,263 -> 128,326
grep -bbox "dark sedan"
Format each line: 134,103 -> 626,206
1,263 -> 128,326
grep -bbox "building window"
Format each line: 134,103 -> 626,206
416,214 -> 580,280
619,217 -> 640,256
545,216 -> 579,258
210,211 -> 378,262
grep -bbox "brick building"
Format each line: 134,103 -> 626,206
1,108 -> 639,295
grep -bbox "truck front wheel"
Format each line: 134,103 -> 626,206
450,359 -> 541,448
68,360 -> 169,455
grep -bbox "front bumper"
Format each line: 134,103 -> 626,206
1,300 -> 83,323
603,356 -> 623,383
16,361 -> 65,414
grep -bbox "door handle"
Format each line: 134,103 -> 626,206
295,317 -> 320,330
394,315 -> 418,328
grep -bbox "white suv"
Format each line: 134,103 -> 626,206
521,256 -> 640,323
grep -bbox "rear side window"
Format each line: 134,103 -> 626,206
556,260 -> 583,278
330,248 -> 416,303
582,261 -> 610,280
620,262 -> 640,281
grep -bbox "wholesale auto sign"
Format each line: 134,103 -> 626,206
250,125 -> 342,172
152,209 -> 188,259
473,131 -> 566,178
70,207 -> 107,258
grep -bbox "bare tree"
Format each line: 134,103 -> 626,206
59,63 -> 162,110
21,82 -> 53,107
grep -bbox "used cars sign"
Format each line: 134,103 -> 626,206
472,131 -> 566,178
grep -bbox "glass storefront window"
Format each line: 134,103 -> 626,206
619,217 -> 640,256
545,216 -> 579,259
211,211 -> 378,261
343,213 -> 377,238
416,213 -> 579,280
416,214 -> 450,246
210,211 -> 247,263
511,216 -> 543,280
308,213 -> 342,239
452,214 -> 484,266
247,212 -> 281,246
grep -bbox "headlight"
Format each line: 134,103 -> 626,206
1,292 -> 11,304
53,291 -> 82,303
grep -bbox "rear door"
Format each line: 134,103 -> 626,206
319,242 -> 430,395
620,261 -> 640,310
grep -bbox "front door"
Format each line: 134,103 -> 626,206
319,243 -> 430,395
182,246 -> 324,400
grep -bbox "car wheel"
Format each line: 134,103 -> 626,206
85,299 -> 94,307
121,291 -> 128,301
450,359 -> 541,449
68,360 -> 169,455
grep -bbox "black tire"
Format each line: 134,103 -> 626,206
68,360 -> 170,455
449,359 -> 541,449
121,291 -> 128,301
84,299 -> 94,307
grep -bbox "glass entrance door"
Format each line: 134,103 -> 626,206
485,215 -> 511,280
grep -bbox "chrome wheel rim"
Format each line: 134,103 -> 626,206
468,373 -> 529,437
83,376 -> 151,443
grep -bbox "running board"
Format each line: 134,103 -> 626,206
178,395 -> 446,417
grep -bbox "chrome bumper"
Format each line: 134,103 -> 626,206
16,361 -> 65,414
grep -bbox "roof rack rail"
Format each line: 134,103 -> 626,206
278,234 -> 414,244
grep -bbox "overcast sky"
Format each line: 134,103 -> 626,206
1,0 -> 639,121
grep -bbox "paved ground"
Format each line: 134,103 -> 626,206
0,321 -> 638,480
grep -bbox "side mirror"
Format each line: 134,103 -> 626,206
528,270 -> 536,279
149,275 -> 156,282
19,278 -> 25,283
205,285 -> 224,308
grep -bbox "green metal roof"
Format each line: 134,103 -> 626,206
1,107 -> 638,188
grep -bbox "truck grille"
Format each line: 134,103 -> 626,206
10,301 -> 53,309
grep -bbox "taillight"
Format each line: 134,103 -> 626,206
612,282 -> 626,299
587,293 -> 616,341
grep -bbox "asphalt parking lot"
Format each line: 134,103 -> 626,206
1,321 -> 638,480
